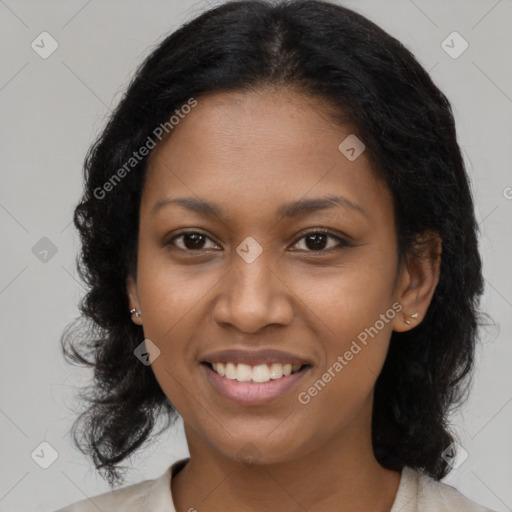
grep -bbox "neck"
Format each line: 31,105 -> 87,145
171,398 -> 401,512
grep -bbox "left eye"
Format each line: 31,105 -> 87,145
291,231 -> 347,252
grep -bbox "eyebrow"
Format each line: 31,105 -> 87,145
150,195 -> 368,220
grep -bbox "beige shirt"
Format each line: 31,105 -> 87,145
55,457 -> 496,511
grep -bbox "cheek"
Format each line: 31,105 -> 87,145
134,254 -> 218,402
136,248 -> 214,338
142,310 -> 200,417
291,256 -> 396,341
293,364 -> 377,450
288,259 -> 396,406
294,318 -> 390,431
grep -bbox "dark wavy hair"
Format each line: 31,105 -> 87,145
61,0 -> 490,487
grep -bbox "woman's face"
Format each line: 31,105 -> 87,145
127,87 -> 424,465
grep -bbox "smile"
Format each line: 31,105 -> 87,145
201,362 -> 311,405
207,361 -> 305,382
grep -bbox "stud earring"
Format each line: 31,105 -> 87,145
404,312 -> 419,325
130,308 -> 142,318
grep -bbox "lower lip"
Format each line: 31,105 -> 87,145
201,363 -> 311,406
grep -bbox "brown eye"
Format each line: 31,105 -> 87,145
291,230 -> 348,252
168,231 -> 220,251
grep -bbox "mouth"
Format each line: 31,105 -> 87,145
200,361 -> 312,405
201,361 -> 309,382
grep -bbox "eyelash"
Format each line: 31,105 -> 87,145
166,228 -> 350,254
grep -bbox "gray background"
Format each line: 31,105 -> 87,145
0,0 -> 511,510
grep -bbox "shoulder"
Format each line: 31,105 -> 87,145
54,466 -> 175,512
398,466 -> 497,512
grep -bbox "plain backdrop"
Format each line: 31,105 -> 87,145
0,0 -> 511,511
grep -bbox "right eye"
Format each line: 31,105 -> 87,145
166,230 -> 221,252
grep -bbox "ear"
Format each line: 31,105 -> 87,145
391,230 -> 442,332
126,274 -> 143,326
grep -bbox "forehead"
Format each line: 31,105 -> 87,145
141,88 -> 393,225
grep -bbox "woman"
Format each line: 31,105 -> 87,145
56,0 -> 496,510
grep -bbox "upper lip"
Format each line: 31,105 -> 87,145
200,348 -> 312,367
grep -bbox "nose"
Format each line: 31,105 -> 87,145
212,250 -> 294,333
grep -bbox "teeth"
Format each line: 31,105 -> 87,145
234,363 -> 252,382
225,362 -> 237,380
252,364 -> 270,382
269,363 -> 283,379
211,362 -> 302,383
216,362 -> 225,377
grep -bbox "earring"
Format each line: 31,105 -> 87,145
404,312 -> 419,325
130,308 -> 142,318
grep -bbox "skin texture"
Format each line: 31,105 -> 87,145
126,87 -> 441,512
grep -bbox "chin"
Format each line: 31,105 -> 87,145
211,435 -> 308,466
